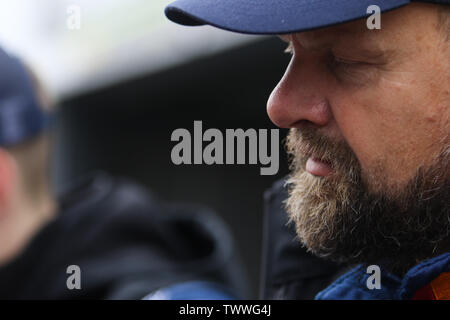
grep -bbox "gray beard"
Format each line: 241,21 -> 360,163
285,128 -> 450,275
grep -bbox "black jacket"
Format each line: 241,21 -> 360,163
261,178 -> 348,299
0,172 -> 246,299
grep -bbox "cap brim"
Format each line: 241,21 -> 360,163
165,0 -> 411,35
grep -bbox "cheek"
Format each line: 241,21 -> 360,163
330,79 -> 445,187
329,95 -> 383,177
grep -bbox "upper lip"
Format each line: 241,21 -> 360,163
310,156 -> 333,167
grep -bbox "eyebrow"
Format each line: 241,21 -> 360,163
279,33 -> 391,62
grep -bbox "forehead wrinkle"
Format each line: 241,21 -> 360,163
292,26 -> 361,52
291,18 -> 383,53
292,32 -> 334,52
292,28 -> 388,59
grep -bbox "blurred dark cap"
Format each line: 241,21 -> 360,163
165,0 -> 449,35
0,47 -> 49,147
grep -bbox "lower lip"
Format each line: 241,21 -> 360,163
306,157 -> 334,177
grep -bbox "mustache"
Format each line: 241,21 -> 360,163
286,127 -> 360,181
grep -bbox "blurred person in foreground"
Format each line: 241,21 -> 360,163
165,1 -> 450,299
0,47 -> 246,299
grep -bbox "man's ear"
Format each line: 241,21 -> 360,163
0,148 -> 16,213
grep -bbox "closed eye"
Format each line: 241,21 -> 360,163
327,54 -> 373,77
327,54 -> 378,85
329,55 -> 366,69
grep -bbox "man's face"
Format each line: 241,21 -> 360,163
267,4 -> 449,273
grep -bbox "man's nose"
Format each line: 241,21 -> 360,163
267,57 -> 332,129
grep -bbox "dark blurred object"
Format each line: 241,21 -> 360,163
0,43 -> 247,299
0,172 -> 246,299
53,37 -> 291,298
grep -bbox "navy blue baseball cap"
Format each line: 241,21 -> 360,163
0,48 -> 49,147
165,0 -> 449,35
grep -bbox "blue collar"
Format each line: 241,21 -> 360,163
316,252 -> 450,300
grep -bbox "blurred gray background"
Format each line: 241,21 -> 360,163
0,0 -> 291,298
